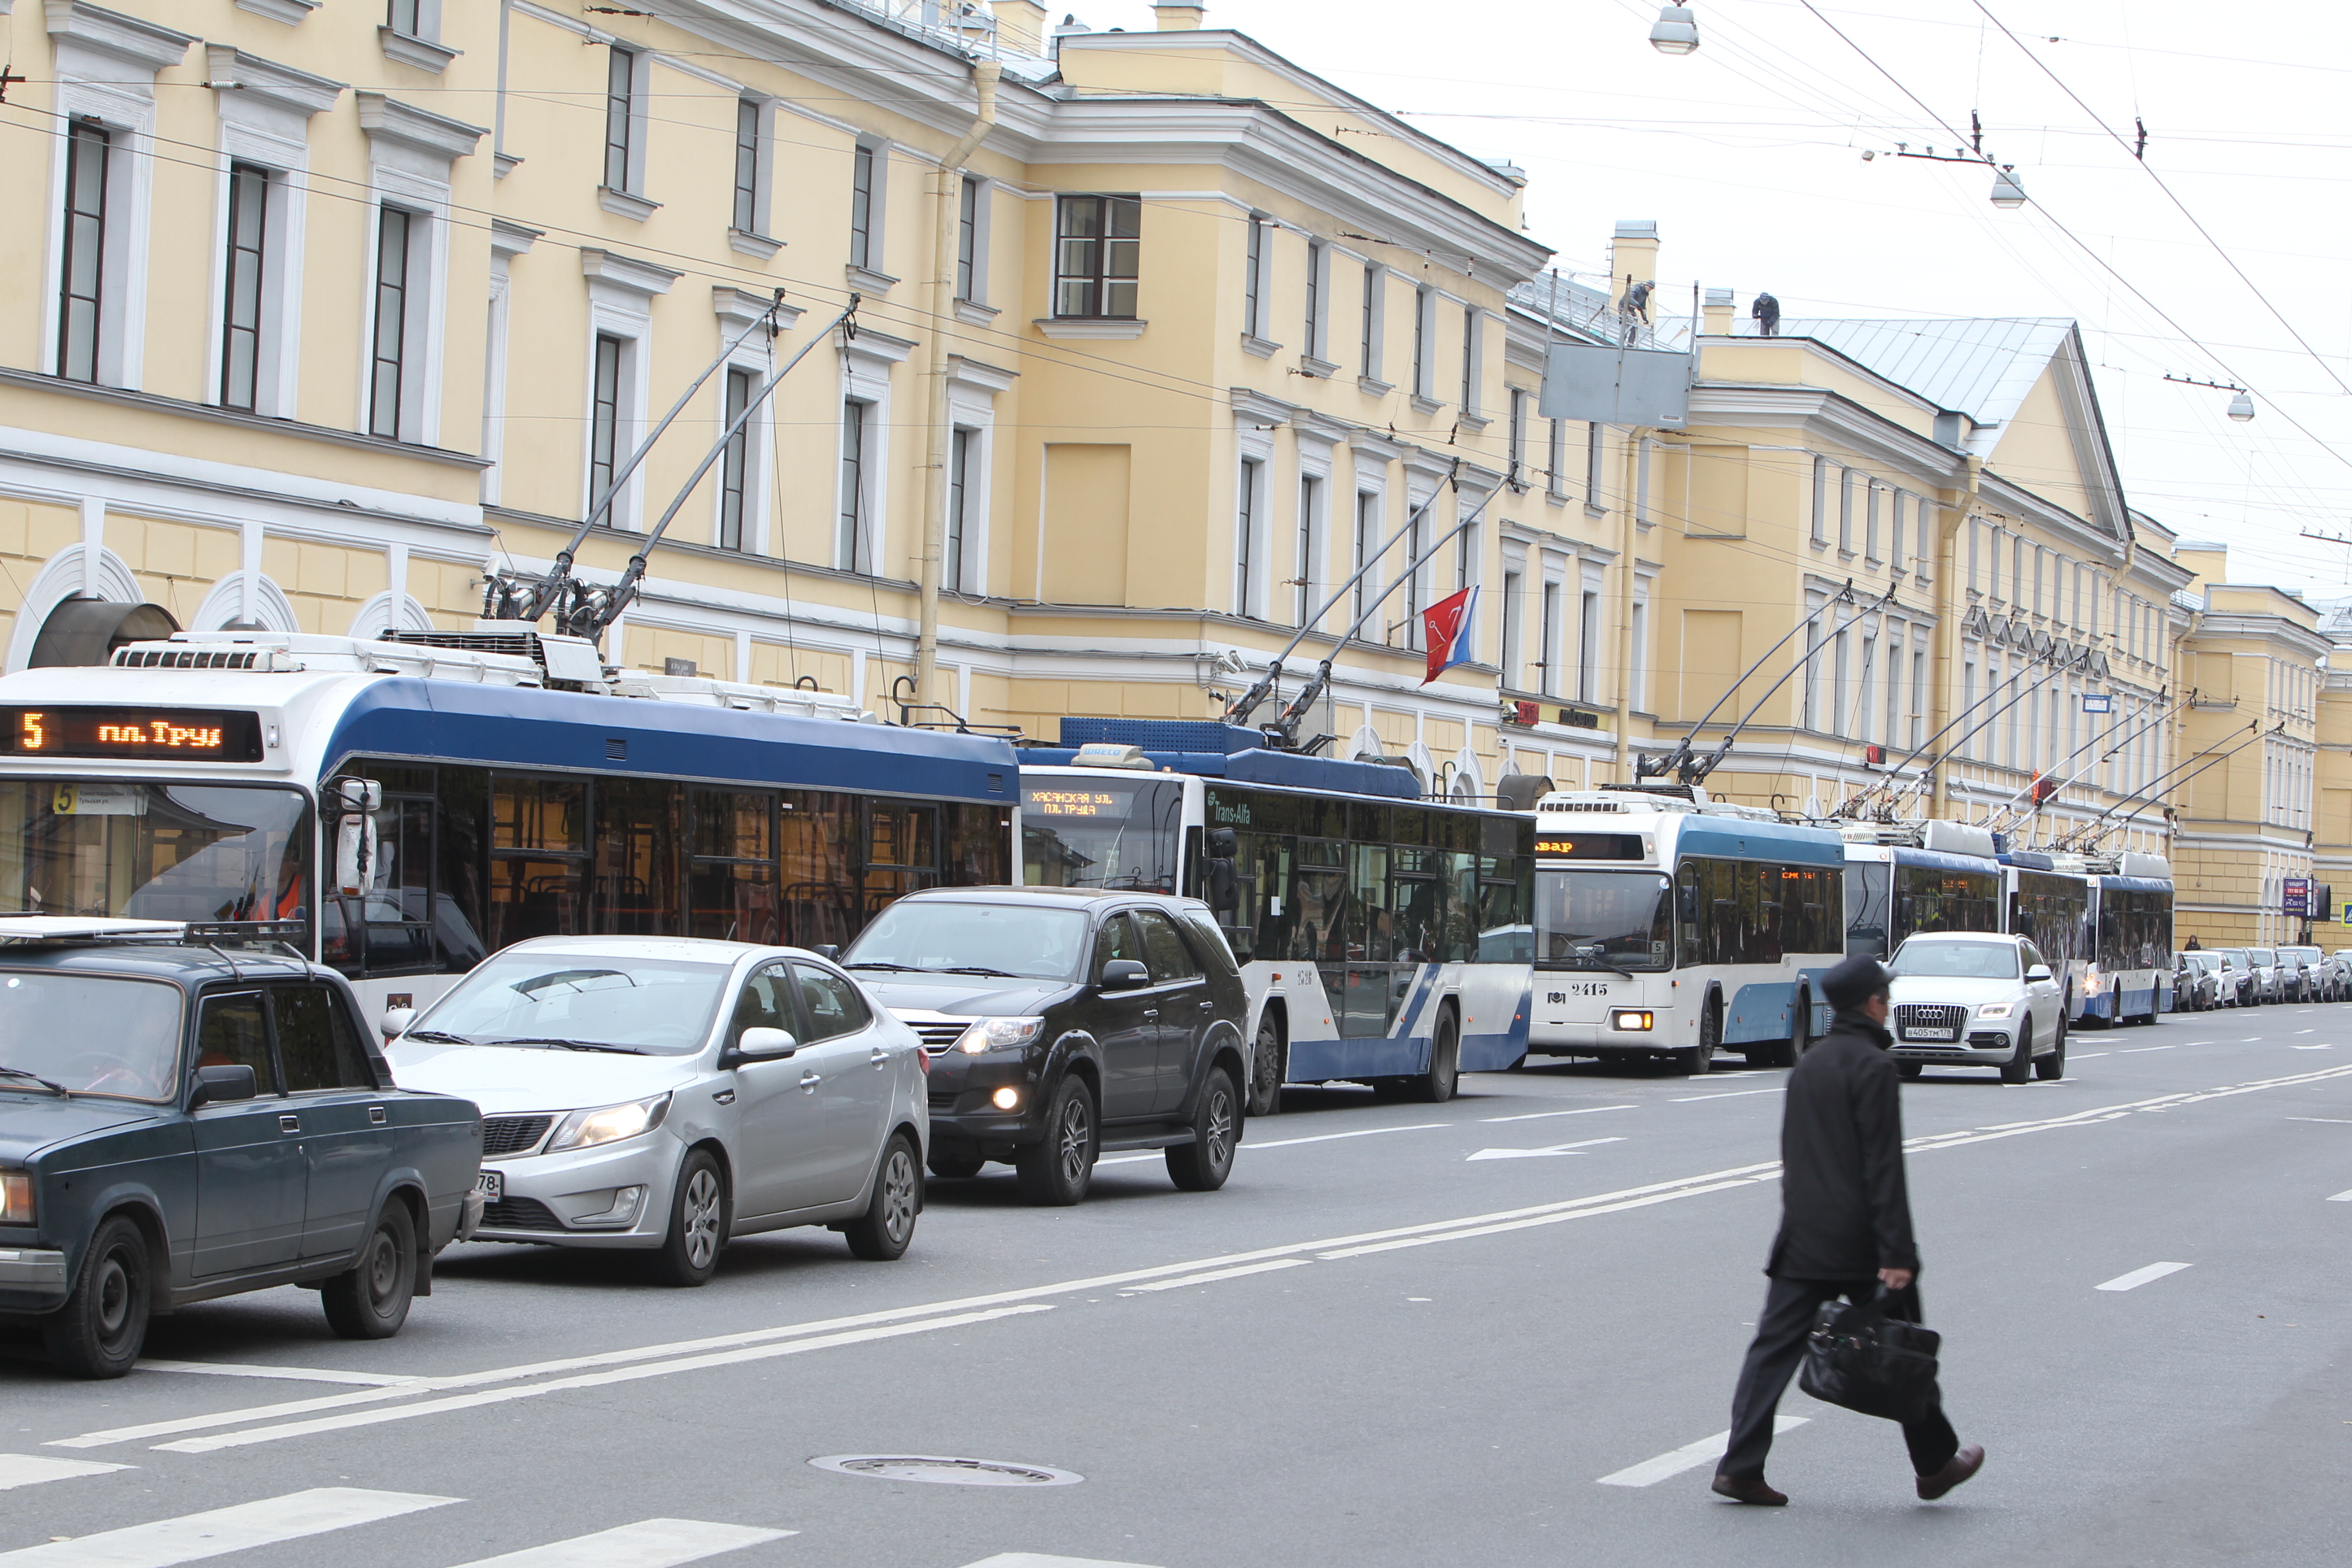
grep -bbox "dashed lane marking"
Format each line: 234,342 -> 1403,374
960,1557 -> 1163,1568
2096,1261 -> 2192,1292
2120,1045 -> 2176,1054
0,1487 -> 454,1567
1244,1123 -> 1449,1150
137,1361 -> 419,1387
2329,1189 -> 2352,1201
1597,1416 -> 1808,1487
447,1520 -> 793,1568
0,1455 -> 128,1491
1466,1137 -> 1627,1162
1670,1087 -> 1785,1102
1481,1104 -> 1637,1123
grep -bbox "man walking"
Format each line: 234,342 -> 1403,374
1712,954 -> 1984,1506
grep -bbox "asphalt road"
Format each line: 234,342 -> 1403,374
7,1001 -> 2350,1568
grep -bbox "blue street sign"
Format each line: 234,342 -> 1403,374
2082,693 -> 2114,713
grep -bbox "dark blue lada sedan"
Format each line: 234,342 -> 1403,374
0,919 -> 482,1377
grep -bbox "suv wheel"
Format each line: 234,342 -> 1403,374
1410,1012 -> 1461,1104
322,1199 -> 417,1339
1015,1075 -> 1097,1206
1167,1067 -> 1239,1191
2035,1016 -> 2067,1081
2000,1018 -> 2034,1085
1246,1014 -> 1284,1117
45,1214 -> 151,1379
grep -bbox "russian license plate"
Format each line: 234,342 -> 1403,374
475,1170 -> 504,1202
1905,1028 -> 1956,1042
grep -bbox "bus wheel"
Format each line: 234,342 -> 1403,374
1410,1012 -> 1460,1104
1681,1004 -> 1718,1076
1246,1014 -> 1284,1117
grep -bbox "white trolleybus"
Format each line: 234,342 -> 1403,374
1526,787 -> 1846,1073
0,628 -> 1020,1024
2000,850 -> 2093,1024
1016,720 -> 1536,1113
2052,850 -> 2174,1025
1839,820 -> 2004,960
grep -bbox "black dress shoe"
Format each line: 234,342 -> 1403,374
1711,1472 -> 1788,1506
1916,1444 -> 1985,1500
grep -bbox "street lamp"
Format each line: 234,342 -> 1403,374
2227,390 -> 2256,422
1989,164 -> 2027,209
1649,5 -> 1700,55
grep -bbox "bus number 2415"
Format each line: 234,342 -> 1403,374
1547,984 -> 1610,1002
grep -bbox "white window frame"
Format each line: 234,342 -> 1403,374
480,219 -> 538,505
1810,456 -> 1829,546
1242,213 -> 1271,343
732,96 -> 777,246
574,248 -> 678,525
835,330 -> 908,573
1838,468 -> 1857,554
1235,455 -> 1267,618
944,353 -> 1012,594
1412,287 -> 1437,400
1357,261 -> 1386,384
1294,426 -> 1337,631
204,49 -> 340,420
849,138 -> 889,276
1576,562 -> 1604,703
955,174 -> 992,305
1500,559 -> 1525,689
710,293 -> 777,554
602,44 -> 651,199
1460,305 -> 1484,414
1546,417 -> 1568,501
1301,237 -> 1326,362
356,93 -> 482,446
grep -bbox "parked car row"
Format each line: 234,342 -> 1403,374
2173,945 -> 2352,1009
0,889 -> 1254,1379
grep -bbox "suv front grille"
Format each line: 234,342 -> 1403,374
1894,1004 -> 1967,1042
481,1114 -> 554,1157
908,1021 -> 973,1055
480,1198 -> 565,1232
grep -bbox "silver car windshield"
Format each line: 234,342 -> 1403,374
0,971 -> 183,1100
1892,941 -> 2019,979
844,902 -> 1090,982
417,953 -> 732,1056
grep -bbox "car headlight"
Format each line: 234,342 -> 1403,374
548,1093 -> 671,1153
1,1171 -> 30,1226
957,1016 -> 1045,1054
1974,1002 -> 2014,1020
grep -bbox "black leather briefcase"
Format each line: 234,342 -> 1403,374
1798,1291 -> 1943,1425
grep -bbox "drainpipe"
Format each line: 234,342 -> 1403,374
1928,454 -> 1982,820
1613,428 -> 1641,785
913,59 -> 1001,710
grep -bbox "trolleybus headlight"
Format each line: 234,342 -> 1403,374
1610,1010 -> 1655,1032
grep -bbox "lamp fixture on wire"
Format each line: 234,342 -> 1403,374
1649,5 -> 1699,55
2164,373 -> 2255,422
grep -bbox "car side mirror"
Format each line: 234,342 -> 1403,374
1100,958 -> 1151,990
191,1063 -> 258,1108
2025,965 -> 2054,983
379,1006 -> 415,1040
730,1026 -> 798,1064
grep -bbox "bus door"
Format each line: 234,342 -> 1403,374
1343,843 -> 1396,1040
863,801 -> 939,920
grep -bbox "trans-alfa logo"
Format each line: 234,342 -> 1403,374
1211,799 -> 1252,826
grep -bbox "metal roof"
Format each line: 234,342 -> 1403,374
1767,317 -> 2074,432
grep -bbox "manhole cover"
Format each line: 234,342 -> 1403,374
810,1455 -> 1082,1487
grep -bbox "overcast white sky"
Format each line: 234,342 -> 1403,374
1081,0 -> 2352,594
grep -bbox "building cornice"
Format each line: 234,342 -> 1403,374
354,91 -> 488,164
1689,383 -> 1965,490
203,45 -> 345,118
578,248 -> 683,298
44,1 -> 195,72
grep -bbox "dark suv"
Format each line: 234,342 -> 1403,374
841,888 -> 1250,1205
0,920 -> 482,1377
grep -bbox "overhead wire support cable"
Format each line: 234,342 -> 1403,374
2061,719 -> 2275,852
1846,641 -> 2066,820
1974,691 -> 2186,830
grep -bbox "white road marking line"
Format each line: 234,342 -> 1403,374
59,1058 -> 2352,1458
1597,1416 -> 1808,1487
0,1455 -> 128,1491
1319,1178 -> 1765,1260
2074,1052 -> 2111,1058
137,1361 -> 419,1388
2120,1045 -> 2176,1054
1466,1137 -> 1627,1162
2294,1030 -> 2316,1035
960,1555 -> 1164,1568
2287,1117 -> 2352,1124
2096,1261 -> 2192,1292
0,1487 -> 455,1567
1120,1259 -> 1313,1294
1244,1123 -> 1448,1150
2293,1045 -> 2333,1050
1481,1104 -> 1637,1123
2329,1189 -> 2352,1201
1670,1087 -> 1786,1102
151,1306 -> 1057,1454
445,1520 -> 794,1568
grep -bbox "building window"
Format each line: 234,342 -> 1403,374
1401,505 -> 1422,648
1833,629 -> 1853,736
838,399 -> 869,569
1802,599 -> 1825,730
1359,264 -> 1380,378
1810,457 -> 1829,545
388,0 -> 421,32
1586,423 -> 1604,504
1631,599 -> 1649,713
1865,483 -> 1883,562
1502,570 -> 1523,688
1296,474 -> 1321,628
1460,305 -> 1478,409
1577,589 -> 1599,702
368,206 -> 413,440
718,366 -> 754,551
1457,517 -> 1477,595
732,99 -> 762,235
849,143 -> 877,271
1243,215 -> 1267,338
947,426 -> 975,592
1054,194 -> 1140,318
1235,458 -> 1264,618
1303,239 -> 1322,358
1353,491 -> 1379,629
1914,497 -> 1933,582
1412,287 -> 1431,397
955,175 -> 981,301
219,164 -> 270,412
1910,644 -> 1927,747
57,118 -> 111,384
1539,580 -> 1561,697
1547,418 -> 1568,500
1507,390 -> 1527,486
589,333 -> 624,514
1838,468 -> 1856,553
603,46 -> 636,194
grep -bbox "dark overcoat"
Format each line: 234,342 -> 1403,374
1766,1009 -> 1919,1281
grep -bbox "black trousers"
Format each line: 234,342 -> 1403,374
1720,1276 -> 1959,1480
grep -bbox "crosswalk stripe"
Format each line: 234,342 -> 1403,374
446,1520 -> 793,1567
0,1456 -> 129,1492
959,1557 -> 1165,1568
0,1487 -> 456,1566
